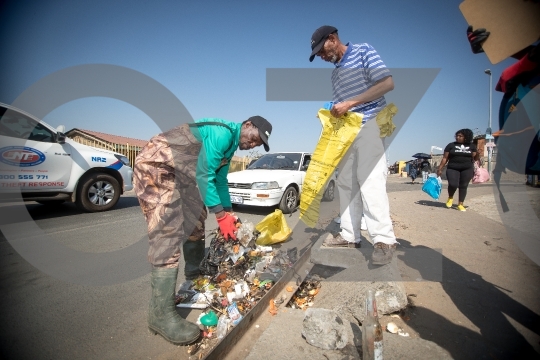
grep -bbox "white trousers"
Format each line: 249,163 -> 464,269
337,120 -> 397,245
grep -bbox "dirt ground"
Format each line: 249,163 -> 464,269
384,180 -> 540,359
225,177 -> 540,359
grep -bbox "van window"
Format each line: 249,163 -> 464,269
0,107 -> 55,143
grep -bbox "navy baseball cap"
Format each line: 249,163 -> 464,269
309,25 -> 338,62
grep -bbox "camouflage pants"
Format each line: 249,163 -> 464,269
133,124 -> 207,268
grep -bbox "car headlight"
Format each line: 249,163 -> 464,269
251,181 -> 279,190
114,154 -> 131,166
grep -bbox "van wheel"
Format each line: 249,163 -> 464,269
76,173 -> 120,212
322,180 -> 335,201
279,186 -> 298,214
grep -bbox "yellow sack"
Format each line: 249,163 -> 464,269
299,109 -> 363,227
255,209 -> 292,246
376,103 -> 398,138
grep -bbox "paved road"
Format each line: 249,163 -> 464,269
0,177 -> 370,359
0,175 -> 508,359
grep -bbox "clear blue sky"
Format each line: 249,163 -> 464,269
0,0 -> 513,163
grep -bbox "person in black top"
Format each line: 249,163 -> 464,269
437,129 -> 478,211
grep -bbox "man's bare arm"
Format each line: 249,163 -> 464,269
330,76 -> 394,118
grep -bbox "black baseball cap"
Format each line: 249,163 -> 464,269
309,25 -> 338,62
248,116 -> 272,152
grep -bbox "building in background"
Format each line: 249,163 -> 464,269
65,129 -> 147,168
66,128 -> 253,173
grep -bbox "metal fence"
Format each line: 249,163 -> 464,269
69,134 -> 143,168
229,157 -> 251,173
70,132 -> 251,173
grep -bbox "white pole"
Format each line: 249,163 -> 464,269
485,69 -> 493,175
489,71 -> 492,175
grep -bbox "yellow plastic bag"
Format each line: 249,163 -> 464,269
376,103 -> 398,138
299,109 -> 363,227
255,209 -> 292,246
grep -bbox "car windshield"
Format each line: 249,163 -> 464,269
248,153 -> 302,170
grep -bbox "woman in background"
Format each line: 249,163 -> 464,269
437,129 -> 478,211
409,160 -> 419,184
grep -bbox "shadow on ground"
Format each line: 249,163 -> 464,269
414,199 -> 447,209
397,238 -> 540,359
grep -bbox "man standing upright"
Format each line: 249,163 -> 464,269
309,25 -> 398,265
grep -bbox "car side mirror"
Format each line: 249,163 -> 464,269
56,132 -> 66,144
56,125 -> 65,133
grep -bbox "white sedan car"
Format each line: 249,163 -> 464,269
227,152 -> 336,214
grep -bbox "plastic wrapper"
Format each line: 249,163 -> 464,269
255,209 -> 292,245
227,302 -> 243,326
199,231 -> 229,276
228,246 -> 245,264
176,289 -> 215,309
236,222 -> 255,247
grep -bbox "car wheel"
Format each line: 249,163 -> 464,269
279,186 -> 298,214
36,200 -> 66,206
76,173 -> 121,212
322,180 -> 335,201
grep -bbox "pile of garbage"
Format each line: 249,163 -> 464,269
178,221 -> 297,356
287,274 -> 322,310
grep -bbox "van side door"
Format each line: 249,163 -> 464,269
0,107 -> 73,191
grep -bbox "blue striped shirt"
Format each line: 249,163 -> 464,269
332,43 -> 391,122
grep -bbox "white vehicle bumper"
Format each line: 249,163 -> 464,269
122,167 -> 134,192
229,188 -> 284,207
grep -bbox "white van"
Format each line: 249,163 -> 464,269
0,103 -> 134,212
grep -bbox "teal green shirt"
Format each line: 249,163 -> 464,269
189,118 -> 241,213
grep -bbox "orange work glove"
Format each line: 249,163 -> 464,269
217,212 -> 237,241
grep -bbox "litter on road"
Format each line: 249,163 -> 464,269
175,219 -> 313,358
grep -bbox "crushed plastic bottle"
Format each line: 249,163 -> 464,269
216,315 -> 230,339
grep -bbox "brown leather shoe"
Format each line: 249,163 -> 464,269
371,242 -> 397,265
322,234 -> 361,248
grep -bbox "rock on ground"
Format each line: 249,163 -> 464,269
310,233 -> 408,322
246,308 -> 361,360
314,278 -> 408,323
302,308 -> 348,350
245,308 -> 452,360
